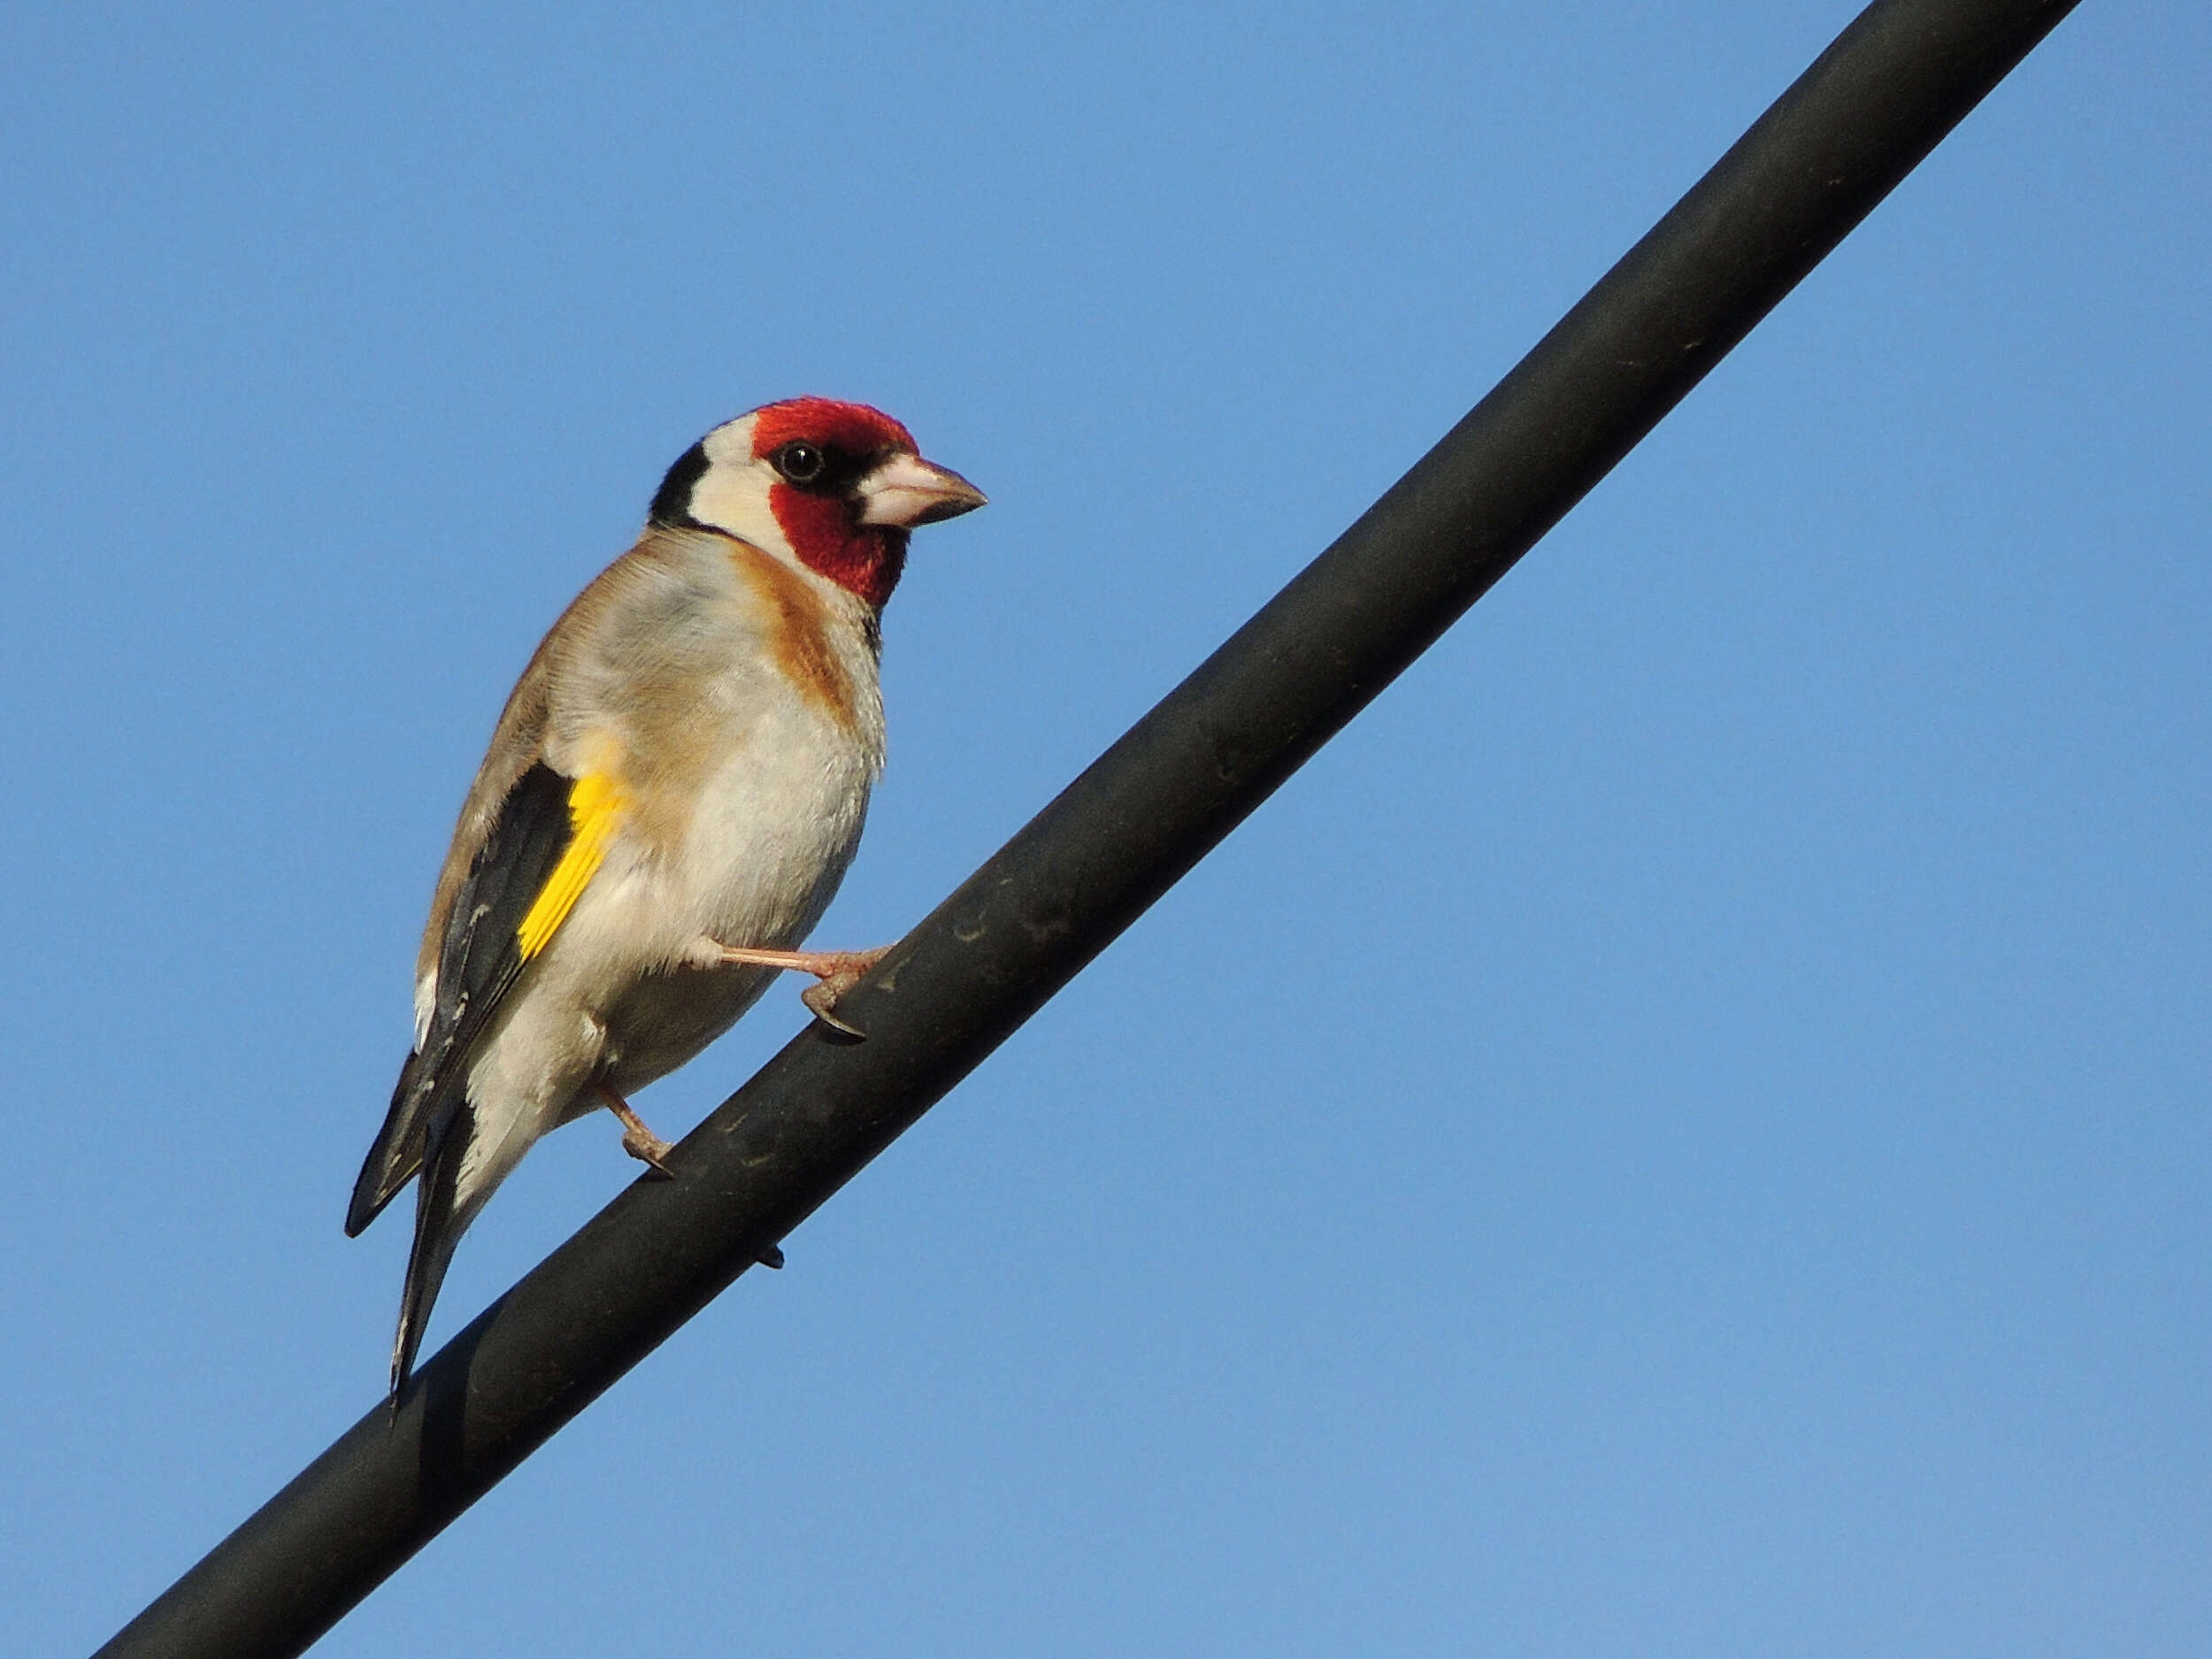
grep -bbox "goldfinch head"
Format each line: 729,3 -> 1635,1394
649,397 -> 986,608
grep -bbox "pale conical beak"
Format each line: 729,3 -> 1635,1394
855,452 -> 988,527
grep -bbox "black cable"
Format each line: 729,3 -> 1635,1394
93,2 -> 2082,1653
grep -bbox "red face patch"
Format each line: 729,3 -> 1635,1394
769,488 -> 909,610
750,397 -> 918,609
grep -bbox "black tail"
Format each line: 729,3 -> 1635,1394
390,1099 -> 473,1399
349,1048 -> 434,1238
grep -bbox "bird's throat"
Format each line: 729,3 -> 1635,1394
770,483 -> 906,609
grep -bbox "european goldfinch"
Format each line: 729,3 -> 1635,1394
346,397 -> 985,1397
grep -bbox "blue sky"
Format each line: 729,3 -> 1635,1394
5,3 -> 2207,1654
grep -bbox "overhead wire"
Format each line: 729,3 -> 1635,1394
94,3 -> 2084,1653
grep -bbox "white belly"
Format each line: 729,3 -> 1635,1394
561,692 -> 876,1092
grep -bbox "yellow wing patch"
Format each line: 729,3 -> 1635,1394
516,771 -> 627,960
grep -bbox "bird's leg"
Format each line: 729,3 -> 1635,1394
595,1080 -> 675,1173
701,942 -> 893,1035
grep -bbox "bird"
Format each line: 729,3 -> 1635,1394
345,396 -> 985,1399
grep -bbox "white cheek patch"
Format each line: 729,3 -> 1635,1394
686,417 -> 788,552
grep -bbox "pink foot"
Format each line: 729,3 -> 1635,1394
596,1081 -> 675,1175
706,943 -> 892,1035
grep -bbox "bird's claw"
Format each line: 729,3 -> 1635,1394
600,1082 -> 677,1176
802,972 -> 871,1036
620,1125 -> 677,1177
705,939 -> 891,1036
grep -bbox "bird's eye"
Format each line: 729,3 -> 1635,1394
773,442 -> 826,484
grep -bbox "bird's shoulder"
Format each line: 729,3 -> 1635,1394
408,534 -> 674,995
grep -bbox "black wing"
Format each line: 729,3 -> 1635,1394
346,760 -> 577,1237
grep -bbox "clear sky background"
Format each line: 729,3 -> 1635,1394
5,4 -> 2207,1655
